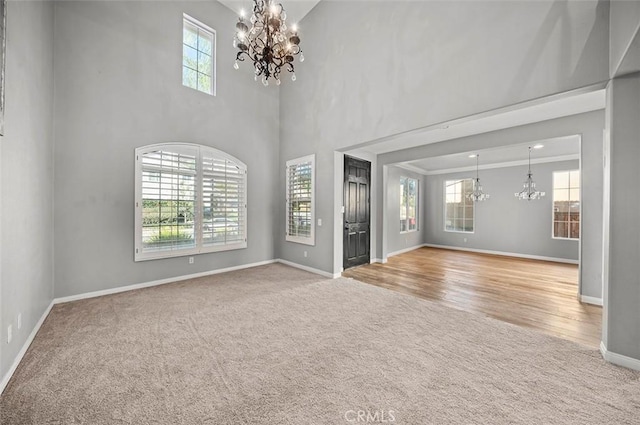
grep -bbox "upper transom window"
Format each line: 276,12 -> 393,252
182,14 -> 216,95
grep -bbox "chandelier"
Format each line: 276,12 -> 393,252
515,146 -> 546,200
467,154 -> 490,202
233,0 -> 304,86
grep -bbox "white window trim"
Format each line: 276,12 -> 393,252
443,178 -> 475,234
183,13 -> 217,96
285,154 -> 315,246
400,176 -> 419,234
134,143 -> 247,261
551,169 -> 580,241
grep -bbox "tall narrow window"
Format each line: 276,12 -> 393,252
400,177 -> 418,232
553,170 -> 580,239
286,154 -> 315,245
135,143 -> 246,261
182,14 -> 216,95
445,179 -> 474,232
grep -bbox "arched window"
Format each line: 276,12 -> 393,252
134,143 -> 247,261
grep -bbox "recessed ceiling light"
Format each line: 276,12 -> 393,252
468,154 -> 477,158
533,144 -> 544,149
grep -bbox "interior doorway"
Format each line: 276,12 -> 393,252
343,155 -> 371,269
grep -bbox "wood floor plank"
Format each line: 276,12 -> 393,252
342,247 -> 602,348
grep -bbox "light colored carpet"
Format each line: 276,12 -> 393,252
1,263 -> 639,424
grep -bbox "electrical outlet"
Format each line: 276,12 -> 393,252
317,218 -> 322,226
304,251 -> 308,258
463,237 -> 468,243
189,256 -> 194,264
17,313 -> 22,330
7,324 -> 12,344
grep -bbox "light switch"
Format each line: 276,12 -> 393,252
317,219 -> 322,226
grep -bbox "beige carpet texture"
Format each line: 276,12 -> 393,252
1,264 -> 639,424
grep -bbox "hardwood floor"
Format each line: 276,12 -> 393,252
342,247 -> 602,348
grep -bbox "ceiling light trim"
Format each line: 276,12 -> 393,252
420,154 -> 580,176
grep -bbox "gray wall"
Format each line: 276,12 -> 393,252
604,72 -> 640,361
0,1 -> 55,381
385,166 -> 425,255
53,1 -> 280,298
610,0 -> 640,76
424,160 -> 580,261
278,0 -> 609,275
378,110 -> 605,300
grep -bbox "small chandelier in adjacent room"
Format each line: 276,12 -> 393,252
515,146 -> 546,201
467,154 -> 490,202
233,0 -> 304,86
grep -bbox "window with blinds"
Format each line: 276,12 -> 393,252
285,154 -> 315,245
135,143 -> 247,261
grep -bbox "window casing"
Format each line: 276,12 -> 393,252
400,177 -> 418,233
135,143 -> 247,261
444,179 -> 474,233
182,14 -> 216,96
553,170 -> 580,240
286,154 -> 315,245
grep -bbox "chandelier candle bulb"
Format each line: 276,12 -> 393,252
234,0 -> 303,83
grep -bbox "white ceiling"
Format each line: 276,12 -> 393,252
401,135 -> 580,175
218,0 -> 322,25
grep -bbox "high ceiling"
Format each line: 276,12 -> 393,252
218,0 -> 322,25
218,1 -> 603,175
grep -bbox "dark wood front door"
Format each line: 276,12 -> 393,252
343,155 -> 371,269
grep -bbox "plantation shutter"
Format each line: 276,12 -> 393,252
139,147 -> 198,254
286,157 -> 313,241
135,143 -> 248,261
201,154 -> 247,247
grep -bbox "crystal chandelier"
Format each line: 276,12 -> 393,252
233,0 -> 304,86
515,146 -> 546,200
467,154 -> 490,202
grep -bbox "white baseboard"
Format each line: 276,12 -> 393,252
387,244 -> 427,258
1,300 -> 54,395
580,295 -> 603,306
277,259 -> 340,279
371,258 -> 384,264
422,243 -> 579,264
600,341 -> 640,371
54,259 -> 277,304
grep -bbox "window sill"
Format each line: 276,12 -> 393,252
286,235 -> 315,246
134,242 -> 247,262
